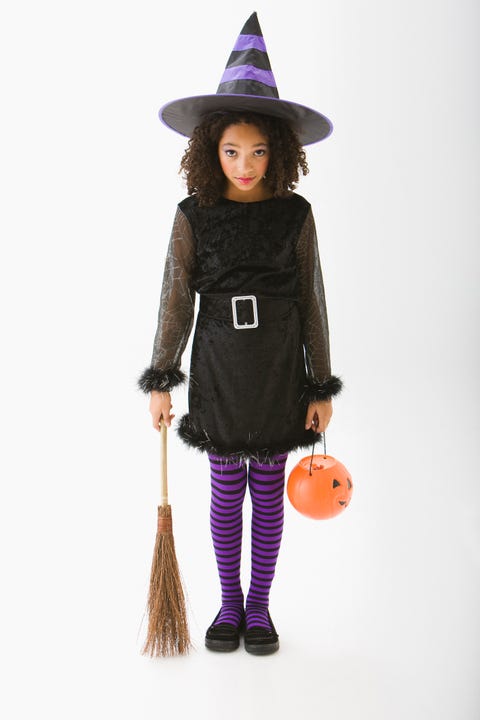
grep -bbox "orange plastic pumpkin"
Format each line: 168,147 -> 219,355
287,454 -> 353,520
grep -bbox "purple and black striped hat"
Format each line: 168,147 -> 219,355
159,12 -> 332,146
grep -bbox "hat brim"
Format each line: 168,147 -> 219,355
159,94 -> 333,146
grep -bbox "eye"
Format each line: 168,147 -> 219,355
254,149 -> 266,157
347,478 -> 352,490
224,149 -> 236,157
332,479 -> 340,488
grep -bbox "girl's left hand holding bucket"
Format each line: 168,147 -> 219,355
305,400 -> 332,433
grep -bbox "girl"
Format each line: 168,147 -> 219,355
138,14 -> 342,655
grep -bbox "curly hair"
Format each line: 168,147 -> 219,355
179,111 -> 309,206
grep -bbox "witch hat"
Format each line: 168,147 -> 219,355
159,12 -> 332,146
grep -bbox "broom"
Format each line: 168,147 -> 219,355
142,421 -> 191,657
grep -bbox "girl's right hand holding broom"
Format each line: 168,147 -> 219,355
149,390 -> 175,430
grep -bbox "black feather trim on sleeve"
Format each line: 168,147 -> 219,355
304,375 -> 343,402
137,366 -> 186,394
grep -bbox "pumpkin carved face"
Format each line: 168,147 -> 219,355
287,455 -> 353,520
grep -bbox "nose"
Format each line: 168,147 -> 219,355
237,154 -> 252,175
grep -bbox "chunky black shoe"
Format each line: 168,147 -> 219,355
205,610 -> 244,652
244,612 -> 279,655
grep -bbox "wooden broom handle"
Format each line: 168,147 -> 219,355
160,422 -> 168,506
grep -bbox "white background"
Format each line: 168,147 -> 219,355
1,0 -> 479,718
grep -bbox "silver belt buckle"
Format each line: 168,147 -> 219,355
231,295 -> 258,329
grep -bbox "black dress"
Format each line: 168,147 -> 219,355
138,193 -> 342,461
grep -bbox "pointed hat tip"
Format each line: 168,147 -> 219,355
241,12 -> 262,36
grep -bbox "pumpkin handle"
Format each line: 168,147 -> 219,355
309,425 -> 327,476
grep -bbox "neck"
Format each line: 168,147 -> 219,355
223,182 -> 273,203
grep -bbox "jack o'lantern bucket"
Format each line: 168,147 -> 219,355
287,453 -> 353,520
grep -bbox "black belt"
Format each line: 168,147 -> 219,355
199,294 -> 297,329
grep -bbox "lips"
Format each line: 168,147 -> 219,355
236,177 -> 254,185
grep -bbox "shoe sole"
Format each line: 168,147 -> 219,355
244,640 -> 280,656
205,637 -> 240,652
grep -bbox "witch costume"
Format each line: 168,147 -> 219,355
138,13 -> 342,654
138,13 -> 342,461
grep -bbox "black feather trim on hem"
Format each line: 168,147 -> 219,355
137,366 -> 186,394
176,414 -> 320,464
304,375 -> 343,402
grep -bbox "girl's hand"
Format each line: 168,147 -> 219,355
149,391 -> 175,430
305,399 -> 333,433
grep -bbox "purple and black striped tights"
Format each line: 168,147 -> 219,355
208,452 -> 287,631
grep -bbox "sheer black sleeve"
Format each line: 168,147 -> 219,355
137,207 -> 196,393
296,208 -> 343,402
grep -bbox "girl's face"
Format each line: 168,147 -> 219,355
217,122 -> 270,202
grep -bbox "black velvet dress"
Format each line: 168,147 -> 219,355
138,193 -> 342,461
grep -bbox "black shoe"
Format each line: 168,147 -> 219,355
205,610 -> 244,652
244,612 -> 279,655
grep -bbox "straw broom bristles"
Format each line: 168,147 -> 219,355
142,504 -> 191,657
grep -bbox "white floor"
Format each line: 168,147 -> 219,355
5,405 -> 478,719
